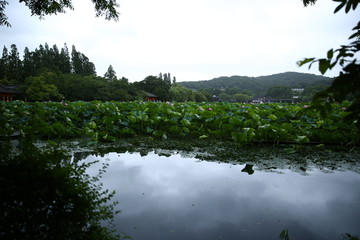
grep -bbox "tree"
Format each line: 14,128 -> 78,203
169,84 -> 194,102
167,73 -> 171,85
302,85 -> 328,102
219,92 -> 232,101
25,75 -> 63,101
193,91 -> 207,102
22,47 -> 35,79
71,45 -> 96,76
0,0 -> 120,27
0,142 -> 121,240
136,75 -> 171,101
108,77 -> 131,101
198,89 -> 212,101
7,44 -> 22,82
266,86 -> 292,99
104,65 -> 117,81
59,43 -> 71,74
233,93 -> 252,102
298,0 -> 360,124
0,45 -> 8,80
0,0 -> 10,27
302,0 -> 317,7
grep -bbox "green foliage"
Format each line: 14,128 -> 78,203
233,93 -> 252,102
0,44 -> 22,82
0,0 -> 10,27
279,228 -> 359,240
302,0 -> 317,7
219,92 -> 232,101
169,84 -> 195,102
301,85 -> 328,102
193,91 -> 208,102
341,233 -> 360,240
25,74 -> 63,101
135,75 -> 172,101
298,0 -> 360,126
71,45 -> 96,76
279,229 -> 291,240
0,0 -> 120,27
0,43 -> 97,84
104,65 -> 117,81
1,101 -> 358,145
179,72 -> 332,97
266,86 -> 293,99
0,140 -> 123,240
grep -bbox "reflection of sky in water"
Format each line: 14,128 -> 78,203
85,152 -> 360,240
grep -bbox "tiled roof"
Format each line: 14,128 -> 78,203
0,85 -> 21,93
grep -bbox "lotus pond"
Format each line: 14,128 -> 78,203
1,100 -> 360,239
71,139 -> 360,239
1,101 -> 359,145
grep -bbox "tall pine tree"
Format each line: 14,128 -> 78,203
7,44 -> 22,82
71,45 -> 96,76
0,46 -> 9,80
59,43 -> 71,74
22,47 -> 35,79
104,65 -> 117,81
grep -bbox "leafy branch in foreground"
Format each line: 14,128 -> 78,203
279,228 -> 359,240
298,0 -> 360,125
0,0 -> 120,27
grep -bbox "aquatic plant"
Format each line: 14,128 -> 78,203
1,101 -> 358,145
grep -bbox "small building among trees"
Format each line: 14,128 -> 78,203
0,85 -> 21,101
144,92 -> 158,101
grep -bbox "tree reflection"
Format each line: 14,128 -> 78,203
241,164 -> 254,175
0,141 -> 127,240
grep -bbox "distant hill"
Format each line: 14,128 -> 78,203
179,72 -> 332,96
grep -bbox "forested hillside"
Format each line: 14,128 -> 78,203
179,72 -> 332,97
0,43 -> 332,102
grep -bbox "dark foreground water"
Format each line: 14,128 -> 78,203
84,151 -> 360,240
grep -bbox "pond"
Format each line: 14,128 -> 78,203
82,146 -> 360,240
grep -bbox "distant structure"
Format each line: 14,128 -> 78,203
144,92 -> 158,101
0,85 -> 21,101
291,88 -> 304,102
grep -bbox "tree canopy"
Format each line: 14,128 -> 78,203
266,86 -> 293,99
104,65 -> 117,81
0,0 -> 120,27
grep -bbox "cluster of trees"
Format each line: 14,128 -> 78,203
133,73 -> 208,102
0,43 -> 96,84
22,71 -> 137,101
195,87 -> 255,102
264,85 -> 327,101
0,44 -> 210,102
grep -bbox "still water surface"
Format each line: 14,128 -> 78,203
84,151 -> 360,240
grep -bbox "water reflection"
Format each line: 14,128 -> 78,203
84,151 -> 360,240
0,141 -> 121,240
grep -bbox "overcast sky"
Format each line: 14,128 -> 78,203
0,0 -> 358,82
